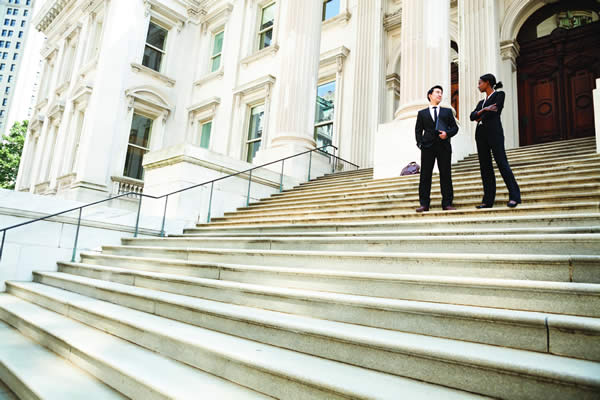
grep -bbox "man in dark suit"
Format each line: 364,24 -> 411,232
414,85 -> 459,212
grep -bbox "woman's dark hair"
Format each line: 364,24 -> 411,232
480,73 -> 503,90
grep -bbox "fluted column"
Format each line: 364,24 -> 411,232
347,0 -> 384,167
395,0 -> 451,120
265,0 -> 323,152
458,0 -> 501,143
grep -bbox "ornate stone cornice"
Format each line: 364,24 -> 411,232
500,39 -> 521,71
384,8 -> 402,31
35,0 -> 70,33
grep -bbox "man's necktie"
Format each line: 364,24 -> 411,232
433,106 -> 438,130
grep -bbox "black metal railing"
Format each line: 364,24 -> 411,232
0,144 -> 359,263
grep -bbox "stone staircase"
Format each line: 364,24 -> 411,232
1,137 -> 599,399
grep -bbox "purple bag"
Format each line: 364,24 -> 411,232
401,162 -> 420,176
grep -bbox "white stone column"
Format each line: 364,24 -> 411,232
458,0 -> 502,150
373,0 -> 451,179
499,40 -> 520,149
347,0 -> 385,167
395,0 -> 451,120
253,0 -> 323,171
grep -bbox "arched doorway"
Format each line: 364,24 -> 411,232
516,0 -> 600,145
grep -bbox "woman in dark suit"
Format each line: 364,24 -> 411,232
470,73 -> 521,209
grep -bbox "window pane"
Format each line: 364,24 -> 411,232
248,105 -> 264,141
246,140 -> 261,163
259,28 -> 272,50
123,145 -> 146,180
142,45 -> 162,71
200,121 -> 212,149
323,0 -> 340,21
260,4 -> 275,30
129,113 -> 153,148
146,22 -> 167,50
212,31 -> 224,56
315,81 -> 335,123
211,54 -> 221,72
314,123 -> 333,149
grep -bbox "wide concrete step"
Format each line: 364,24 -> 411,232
230,184 -> 600,218
460,137 -> 596,160
0,320 -> 124,400
179,225 -> 600,238
0,294 -> 271,400
270,166 -> 600,203
6,280 -> 488,400
17,271 -> 600,365
122,233 -> 600,256
90,246 -> 600,283
185,213 -> 600,235
55,259 -> 600,320
204,202 -> 600,227
19,274 -> 600,400
299,151 -> 598,190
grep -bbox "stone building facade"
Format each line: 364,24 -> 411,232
13,0 -> 600,208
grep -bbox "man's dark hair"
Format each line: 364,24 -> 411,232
427,85 -> 443,101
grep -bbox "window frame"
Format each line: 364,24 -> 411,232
314,80 -> 336,148
257,2 -> 275,51
210,30 -> 224,73
122,112 -> 154,180
142,19 -> 168,73
245,103 -> 265,163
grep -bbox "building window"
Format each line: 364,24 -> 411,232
17,31 -> 22,38
322,0 -> 340,21
1,98 -> 6,106
314,81 -> 335,148
0,41 -> 4,47
12,53 -> 17,60
20,20 -> 24,27
27,0 -> 31,5
0,74 -> 3,81
1,30 -> 5,36
123,113 -> 153,180
15,42 -> 19,49
10,20 -> 15,26
0,64 -> 5,70
9,64 -> 14,71
7,30 -> 12,37
258,3 -> 275,50
23,10 -> 28,16
142,21 -> 167,72
13,9 -> 18,16
210,31 -> 224,72
199,121 -> 212,149
6,8 -> 11,15
5,41 -> 9,48
7,75 -> 11,83
0,110 -> 4,117
1,53 -> 6,60
4,19 -> 9,26
246,104 -> 264,163
5,87 -> 9,94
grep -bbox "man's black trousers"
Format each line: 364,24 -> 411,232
419,141 -> 453,208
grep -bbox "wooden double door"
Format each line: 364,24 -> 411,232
517,22 -> 600,146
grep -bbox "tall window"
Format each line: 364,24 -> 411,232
322,0 -> 340,21
246,104 -> 264,163
210,31 -> 224,72
258,3 -> 275,50
199,121 -> 212,149
142,21 -> 167,72
314,81 -> 335,148
123,113 -> 153,180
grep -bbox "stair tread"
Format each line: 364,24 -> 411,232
0,294 -> 272,400
5,280 -> 490,400
14,276 -> 600,389
0,320 -> 124,400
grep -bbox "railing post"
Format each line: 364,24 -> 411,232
134,193 -> 142,238
308,151 -> 312,181
160,195 -> 169,237
279,160 -> 285,193
246,170 -> 252,207
207,182 -> 214,223
71,208 -> 82,262
331,146 -> 336,174
0,230 -> 5,262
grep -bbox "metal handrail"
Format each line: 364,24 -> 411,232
0,144 -> 359,262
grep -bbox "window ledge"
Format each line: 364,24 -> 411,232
55,80 -> 69,96
240,44 -> 279,66
130,62 -> 176,87
35,97 -> 48,111
79,56 -> 99,78
194,66 -> 224,87
322,11 -> 352,29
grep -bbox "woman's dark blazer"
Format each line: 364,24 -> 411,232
470,91 -> 506,139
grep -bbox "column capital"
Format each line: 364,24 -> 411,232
500,40 -> 521,71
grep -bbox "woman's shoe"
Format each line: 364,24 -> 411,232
507,200 -> 520,208
476,204 -> 493,209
